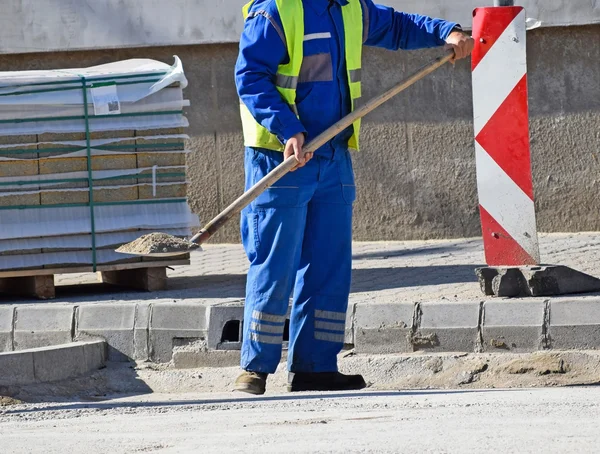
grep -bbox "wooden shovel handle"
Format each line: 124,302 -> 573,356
191,51 -> 454,245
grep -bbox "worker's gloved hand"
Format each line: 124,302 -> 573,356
284,132 -> 313,171
445,29 -> 475,63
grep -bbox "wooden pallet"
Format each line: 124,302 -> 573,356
0,258 -> 190,300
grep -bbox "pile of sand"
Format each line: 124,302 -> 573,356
116,233 -> 198,255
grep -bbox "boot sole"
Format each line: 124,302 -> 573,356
234,383 -> 266,395
287,383 -> 367,392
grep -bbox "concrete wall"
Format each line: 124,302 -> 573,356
1,0 -> 599,54
0,25 -> 598,242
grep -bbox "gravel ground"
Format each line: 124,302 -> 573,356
2,350 -> 600,453
1,387 -> 600,453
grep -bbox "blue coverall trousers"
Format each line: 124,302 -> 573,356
240,146 -> 355,374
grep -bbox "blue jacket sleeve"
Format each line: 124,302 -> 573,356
235,12 -> 306,143
363,0 -> 458,50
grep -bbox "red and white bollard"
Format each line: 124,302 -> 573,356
472,2 -> 540,266
472,2 -> 600,297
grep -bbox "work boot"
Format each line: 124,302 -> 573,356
234,371 -> 268,395
287,372 -> 367,392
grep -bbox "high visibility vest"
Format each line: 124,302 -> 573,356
241,0 -> 363,152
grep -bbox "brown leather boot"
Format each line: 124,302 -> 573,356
234,371 -> 268,395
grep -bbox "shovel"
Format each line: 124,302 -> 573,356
116,52 -> 454,258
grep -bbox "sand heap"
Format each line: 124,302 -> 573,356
116,233 -> 198,255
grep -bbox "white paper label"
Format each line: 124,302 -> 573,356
91,83 -> 121,116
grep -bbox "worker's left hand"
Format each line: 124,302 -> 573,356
445,30 -> 475,63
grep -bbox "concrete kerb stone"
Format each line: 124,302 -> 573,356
353,302 -> 414,354
482,299 -> 546,352
345,303 -> 356,345
549,297 -> 600,350
0,340 -> 106,386
207,303 -> 244,351
13,305 -> 74,351
415,301 -> 482,352
0,305 -> 14,353
32,342 -> 88,383
76,303 -> 136,362
83,340 -> 108,372
173,349 -> 242,369
133,303 -> 151,361
149,303 -> 208,363
0,350 -> 35,386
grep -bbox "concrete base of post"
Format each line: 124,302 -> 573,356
475,265 -> 600,298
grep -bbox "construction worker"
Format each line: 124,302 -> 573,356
234,0 -> 474,395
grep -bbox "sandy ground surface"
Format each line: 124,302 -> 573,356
1,350 -> 600,453
1,387 -> 600,453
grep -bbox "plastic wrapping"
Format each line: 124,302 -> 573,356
0,202 -> 199,241
0,57 -> 199,267
0,228 -> 191,255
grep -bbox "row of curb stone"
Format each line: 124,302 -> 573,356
1,296 -> 599,365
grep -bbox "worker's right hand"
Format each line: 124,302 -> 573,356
284,132 -> 312,171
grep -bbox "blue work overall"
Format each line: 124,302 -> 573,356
235,0 -> 456,373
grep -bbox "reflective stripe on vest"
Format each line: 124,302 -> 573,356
240,0 -> 363,152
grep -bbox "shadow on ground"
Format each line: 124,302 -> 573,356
0,361 -> 153,405
4,388 -> 508,415
0,264 -> 482,303
352,242 -> 480,261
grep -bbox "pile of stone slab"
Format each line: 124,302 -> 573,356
0,58 -> 199,272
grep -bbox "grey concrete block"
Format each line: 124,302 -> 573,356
0,351 -> 35,386
149,303 -> 208,362
416,302 -> 481,352
172,349 -> 241,369
76,304 -> 136,361
32,343 -> 87,383
345,303 -> 355,345
133,303 -> 151,361
172,344 -> 287,369
550,298 -> 600,350
207,303 -> 244,351
14,305 -> 73,350
482,300 -> 545,352
353,303 -> 414,354
0,340 -> 106,386
476,266 -> 600,297
83,340 -> 108,372
0,306 -> 14,353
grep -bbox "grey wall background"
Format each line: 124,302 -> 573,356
1,0 -> 599,53
0,3 -> 598,242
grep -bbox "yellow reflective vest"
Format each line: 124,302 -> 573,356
240,0 -> 363,152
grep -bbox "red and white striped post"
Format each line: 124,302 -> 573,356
472,1 -> 600,297
472,1 -> 540,266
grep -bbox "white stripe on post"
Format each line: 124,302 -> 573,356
475,143 -> 539,261
472,9 -> 527,136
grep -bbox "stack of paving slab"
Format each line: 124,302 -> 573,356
0,57 -> 199,271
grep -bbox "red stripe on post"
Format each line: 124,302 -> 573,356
471,6 -> 523,70
479,205 -> 537,266
475,75 -> 534,200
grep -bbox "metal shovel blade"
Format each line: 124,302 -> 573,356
115,232 -> 202,258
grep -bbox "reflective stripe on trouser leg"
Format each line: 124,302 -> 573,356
248,313 -> 286,345
314,311 -> 346,343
